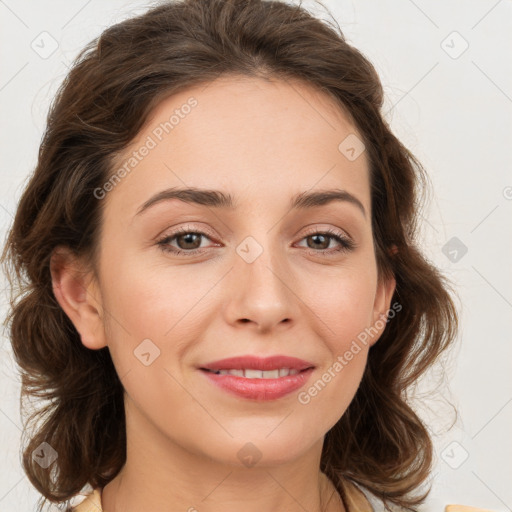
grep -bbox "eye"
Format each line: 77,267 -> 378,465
156,226 -> 217,256
295,227 -> 355,256
155,226 -> 355,257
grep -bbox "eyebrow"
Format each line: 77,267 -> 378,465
135,187 -> 366,218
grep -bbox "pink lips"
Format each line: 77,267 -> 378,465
199,355 -> 315,401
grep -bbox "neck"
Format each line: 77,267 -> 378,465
103,468 -> 344,512
101,399 -> 345,512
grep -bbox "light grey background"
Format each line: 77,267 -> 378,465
1,0 -> 511,510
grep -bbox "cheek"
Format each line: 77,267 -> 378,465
284,263 -> 377,411
99,259 -> 201,428
296,273 -> 375,427
102,252 -> 207,334
302,264 -> 378,348
99,251 -> 222,383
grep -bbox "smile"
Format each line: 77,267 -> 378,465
200,367 -> 314,400
205,368 -> 301,378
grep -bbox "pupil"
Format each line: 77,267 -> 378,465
180,233 -> 200,249
310,234 -> 328,249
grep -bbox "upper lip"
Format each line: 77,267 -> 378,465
200,355 -> 315,372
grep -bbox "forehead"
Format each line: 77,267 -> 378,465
104,75 -> 370,219
146,74 -> 362,151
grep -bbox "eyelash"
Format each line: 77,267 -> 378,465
156,226 -> 355,258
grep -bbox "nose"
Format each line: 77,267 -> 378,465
223,238 -> 299,334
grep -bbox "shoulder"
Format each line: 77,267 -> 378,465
68,487 -> 103,512
342,480 -> 498,512
342,479 -> 374,512
445,506 -> 498,511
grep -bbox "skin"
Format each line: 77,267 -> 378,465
51,75 -> 395,512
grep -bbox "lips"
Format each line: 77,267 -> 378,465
199,355 -> 315,401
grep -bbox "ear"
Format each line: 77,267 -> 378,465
50,246 -> 107,350
369,271 -> 397,347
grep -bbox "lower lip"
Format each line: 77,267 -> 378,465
200,368 -> 314,400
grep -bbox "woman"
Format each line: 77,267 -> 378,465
1,0 -> 464,510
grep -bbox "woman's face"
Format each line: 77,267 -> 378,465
62,75 -> 395,467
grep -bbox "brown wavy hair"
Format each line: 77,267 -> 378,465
1,0 -> 458,510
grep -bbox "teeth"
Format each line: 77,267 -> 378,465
245,369 -> 265,379
213,368 -> 301,378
